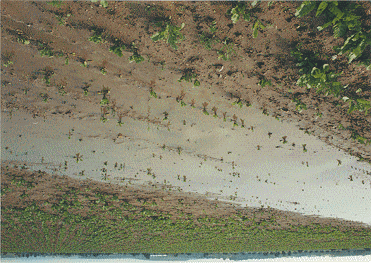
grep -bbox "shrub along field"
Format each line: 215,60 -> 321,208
2,162 -> 371,253
1,0 -> 371,253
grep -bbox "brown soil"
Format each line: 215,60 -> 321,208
1,1 -> 370,163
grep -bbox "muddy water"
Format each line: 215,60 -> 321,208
2,100 -> 371,226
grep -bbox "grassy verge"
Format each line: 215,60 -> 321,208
1,164 -> 371,253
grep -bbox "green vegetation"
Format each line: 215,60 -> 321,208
88,30 -> 105,44
217,38 -> 236,61
47,0 -> 64,8
99,86 -> 110,106
17,36 -> 30,45
91,0 -> 108,8
151,22 -> 185,50
199,21 -> 220,50
128,43 -> 144,63
109,39 -> 126,57
228,1 -> 267,39
295,1 -> 371,68
2,52 -> 14,67
258,78 -> 272,88
292,97 -> 308,113
178,70 -> 200,87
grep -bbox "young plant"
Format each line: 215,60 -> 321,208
302,144 -> 307,153
149,88 -> 157,98
39,93 -> 49,103
258,78 -> 272,88
88,30 -> 105,44
109,39 -> 126,57
217,38 -> 236,61
177,146 -> 182,155
163,111 -> 169,121
82,83 -> 90,96
17,36 -> 30,45
99,86 -> 110,105
232,114 -> 238,127
190,99 -> 196,108
128,43 -> 144,63
73,153 -> 83,163
199,21 -> 220,50
57,84 -> 67,96
223,112 -> 227,122
268,132 -> 272,138
202,102 -> 209,115
100,67 -> 107,75
292,97 -> 307,113
39,45 -> 54,58
178,70 -> 200,88
232,98 -> 243,108
151,22 -> 185,50
240,118 -> 245,128
212,107 -> 218,118
2,51 -> 14,67
282,136 -> 288,144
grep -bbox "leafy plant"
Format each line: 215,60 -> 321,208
41,67 -> 54,86
128,43 -> 144,63
17,36 -> 30,45
343,97 -> 371,116
178,70 -> 200,87
57,84 -> 67,96
47,0 -> 64,8
232,98 -> 243,108
100,67 -> 107,75
88,30 -> 105,44
109,40 -> 126,57
199,21 -> 220,50
39,93 -> 49,103
217,38 -> 236,61
99,86 -> 110,105
73,153 -> 83,163
292,97 -> 307,113
202,102 -> 209,115
151,22 -> 185,50
39,45 -> 54,58
252,19 -> 266,39
258,78 -> 272,88
91,0 -> 108,8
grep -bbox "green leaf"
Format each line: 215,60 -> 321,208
316,2 -> 328,17
295,1 -> 317,18
253,21 -> 260,38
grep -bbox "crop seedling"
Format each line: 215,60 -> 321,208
109,39 -> 126,57
178,70 -> 200,88
217,38 -> 237,61
128,43 -> 144,63
39,44 -> 54,58
99,86 -> 110,105
149,87 -> 157,98
88,29 -> 105,44
17,36 -> 30,45
281,136 -> 288,144
2,51 -> 14,67
258,78 -> 272,88
57,84 -> 67,96
240,119 -> 245,128
39,93 -> 49,103
91,0 -> 108,8
151,21 -> 185,50
292,97 -> 307,113
223,112 -> 227,122
82,83 -> 90,96
268,132 -> 272,138
163,111 -> 169,121
100,106 -> 109,123
73,153 -> 83,163
199,21 -> 220,50
212,107 -> 218,118
100,67 -> 107,75
232,114 -> 238,127
302,144 -> 307,153
190,99 -> 196,108
177,146 -> 182,155
202,102 -> 209,115
47,0 -> 64,7
232,98 -> 243,108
